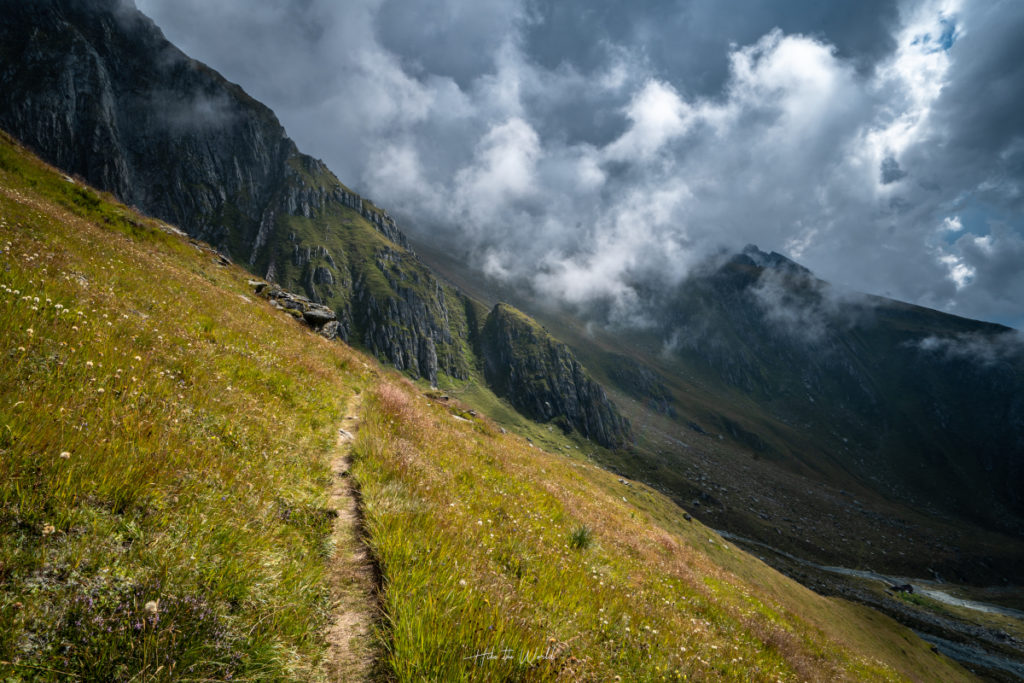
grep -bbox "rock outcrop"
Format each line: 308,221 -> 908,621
481,304 -> 631,448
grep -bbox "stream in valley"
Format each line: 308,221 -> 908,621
715,529 -> 1024,679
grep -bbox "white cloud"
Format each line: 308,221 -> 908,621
604,80 -> 692,161
941,215 -> 963,232
453,117 -> 541,231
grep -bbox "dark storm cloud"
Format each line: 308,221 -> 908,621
135,0 -> 1024,329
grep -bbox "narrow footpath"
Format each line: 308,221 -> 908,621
323,392 -> 377,681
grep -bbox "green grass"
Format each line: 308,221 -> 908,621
350,379 -> 971,681
0,133 -> 373,680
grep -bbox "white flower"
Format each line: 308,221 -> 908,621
59,451 -> 71,459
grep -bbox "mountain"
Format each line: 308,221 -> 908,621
656,246 -> 1023,531
480,303 -> 631,447
0,0 -> 628,447
419,239 -> 1024,585
0,128 -> 974,681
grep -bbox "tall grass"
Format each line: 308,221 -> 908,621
0,134 -> 372,680
351,380 -> 967,681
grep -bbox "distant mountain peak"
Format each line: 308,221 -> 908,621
739,244 -> 812,276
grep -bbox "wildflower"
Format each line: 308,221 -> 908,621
85,360 -> 94,368
97,388 -> 105,394
144,600 -> 159,616
59,451 -> 71,459
134,355 -> 142,362
459,579 -> 467,587
42,524 -> 56,536
26,328 -> 33,336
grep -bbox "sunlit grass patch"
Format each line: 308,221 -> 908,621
351,378 -> 951,681
0,136 -> 372,680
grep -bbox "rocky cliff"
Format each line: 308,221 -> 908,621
481,304 -> 631,448
0,0 -> 460,384
0,0 -> 631,439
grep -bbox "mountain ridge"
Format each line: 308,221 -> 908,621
0,0 -> 631,446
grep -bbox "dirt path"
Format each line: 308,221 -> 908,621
323,392 -> 377,681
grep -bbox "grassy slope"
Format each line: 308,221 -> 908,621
0,132 -> 374,680
0,133 -> 972,681
353,379 -> 971,681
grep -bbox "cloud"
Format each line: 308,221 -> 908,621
750,266 -> 873,343
134,0 -> 1024,329
604,80 -> 692,161
914,329 -> 1024,365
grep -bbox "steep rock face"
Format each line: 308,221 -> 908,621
0,0 -> 289,254
0,0 -> 458,385
481,304 -> 631,448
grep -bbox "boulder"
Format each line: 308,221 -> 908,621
302,306 -> 336,327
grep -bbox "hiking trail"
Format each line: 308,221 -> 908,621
323,392 -> 377,681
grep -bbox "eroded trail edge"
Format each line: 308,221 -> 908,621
324,392 -> 378,681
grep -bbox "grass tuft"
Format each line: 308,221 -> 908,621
568,524 -> 594,550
